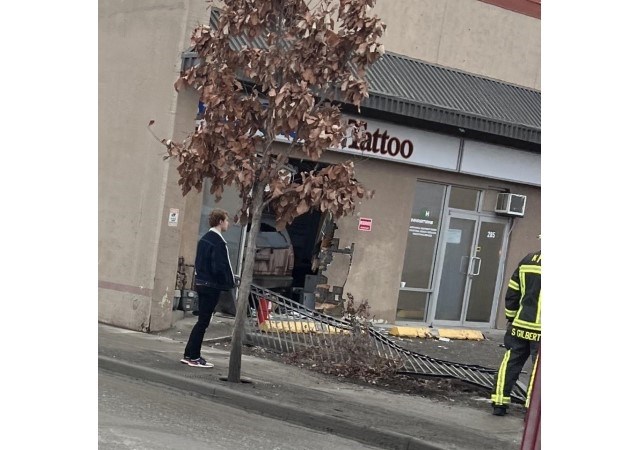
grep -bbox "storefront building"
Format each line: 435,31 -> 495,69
192,89 -> 540,329
99,0 -> 540,332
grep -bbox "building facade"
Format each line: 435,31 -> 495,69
99,0 -> 540,332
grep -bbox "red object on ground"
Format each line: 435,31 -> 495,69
521,351 -> 541,450
257,297 -> 271,324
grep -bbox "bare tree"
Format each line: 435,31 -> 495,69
156,0 -> 385,383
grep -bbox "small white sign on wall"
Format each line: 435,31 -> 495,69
168,208 -> 179,227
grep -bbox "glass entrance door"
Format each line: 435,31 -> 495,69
430,211 -> 508,327
464,220 -> 507,325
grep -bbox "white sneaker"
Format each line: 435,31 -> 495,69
184,357 -> 214,368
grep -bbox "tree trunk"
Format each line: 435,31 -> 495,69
227,182 -> 266,383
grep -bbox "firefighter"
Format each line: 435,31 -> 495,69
491,249 -> 541,416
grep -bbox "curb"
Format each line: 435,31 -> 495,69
202,335 -> 232,344
99,355 -> 445,450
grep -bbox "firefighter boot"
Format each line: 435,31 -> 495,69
492,405 -> 508,416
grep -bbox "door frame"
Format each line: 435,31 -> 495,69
427,208 -> 510,328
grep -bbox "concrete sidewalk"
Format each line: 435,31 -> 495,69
99,317 -> 526,450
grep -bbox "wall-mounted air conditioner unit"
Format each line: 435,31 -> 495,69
495,193 -> 527,217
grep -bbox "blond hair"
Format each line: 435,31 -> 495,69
208,209 -> 228,228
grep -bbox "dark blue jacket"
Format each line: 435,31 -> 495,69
194,230 -> 235,291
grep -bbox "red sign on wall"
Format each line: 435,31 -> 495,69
358,217 -> 372,232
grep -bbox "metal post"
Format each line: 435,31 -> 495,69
520,351 -> 541,450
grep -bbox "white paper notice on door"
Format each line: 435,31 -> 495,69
446,229 -> 462,244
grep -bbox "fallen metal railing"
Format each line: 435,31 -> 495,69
244,284 -> 528,403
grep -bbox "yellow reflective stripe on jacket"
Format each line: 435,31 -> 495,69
508,279 -> 519,290
512,262 -> 541,331
505,309 -> 517,318
513,318 -> 541,331
519,264 -> 541,274
536,291 -> 542,324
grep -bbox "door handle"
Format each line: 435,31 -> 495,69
470,257 -> 482,276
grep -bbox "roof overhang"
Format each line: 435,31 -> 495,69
179,10 -> 541,147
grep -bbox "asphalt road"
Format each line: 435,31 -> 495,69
99,369 -> 378,450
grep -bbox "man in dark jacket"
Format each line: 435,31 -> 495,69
181,209 -> 236,368
491,249 -> 541,415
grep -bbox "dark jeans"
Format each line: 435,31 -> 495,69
184,287 -> 221,359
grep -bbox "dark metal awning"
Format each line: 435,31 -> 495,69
181,10 -> 540,145
363,52 -> 540,144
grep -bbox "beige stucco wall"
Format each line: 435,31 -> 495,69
98,0 -> 209,331
373,0 -> 540,89
316,151 -> 417,323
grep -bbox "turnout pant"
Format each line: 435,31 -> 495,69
491,324 -> 540,408
184,287 -> 221,360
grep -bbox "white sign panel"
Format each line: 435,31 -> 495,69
461,140 -> 541,186
274,115 -> 461,171
168,208 -> 179,227
336,116 -> 461,171
273,116 -> 540,186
